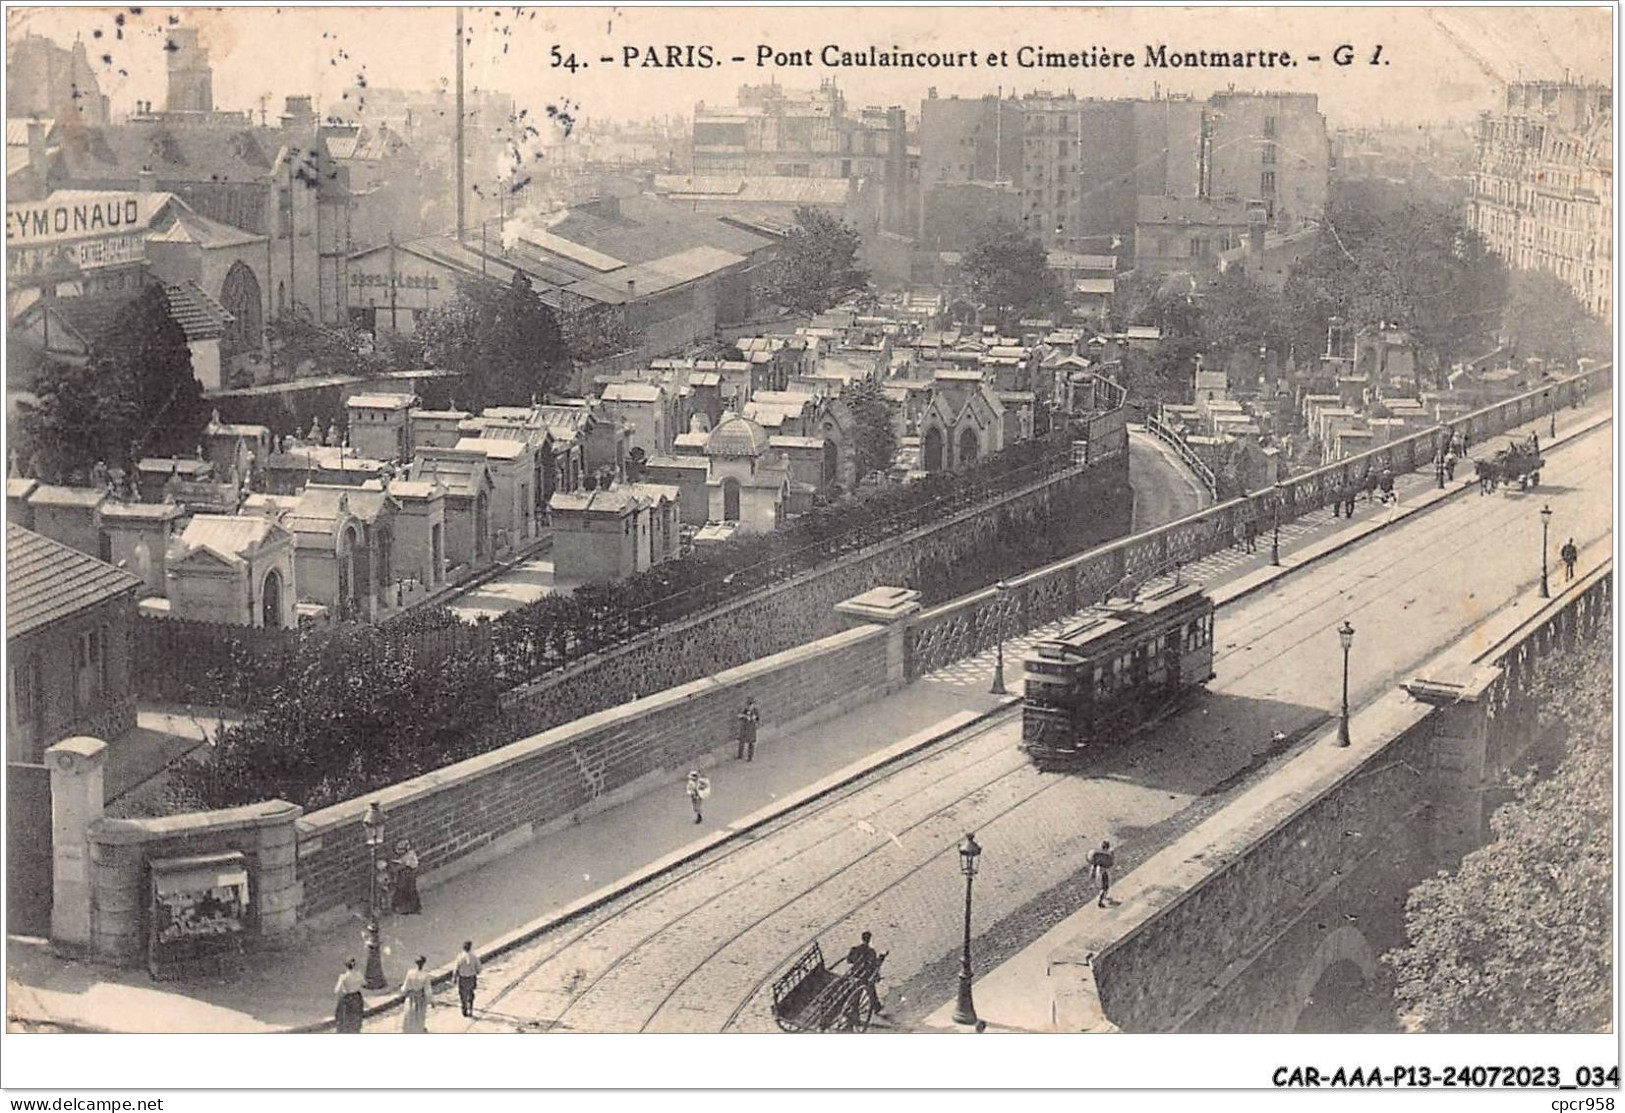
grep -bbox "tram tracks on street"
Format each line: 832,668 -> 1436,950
468,708 -> 1025,1030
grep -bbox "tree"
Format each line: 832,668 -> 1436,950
1281,197 -> 1507,385
17,285 -> 205,479
177,618 -> 505,810
769,207 -> 868,315
103,284 -> 210,461
562,306 -> 636,365
1200,269 -> 1286,361
841,379 -> 899,479
1384,630 -> 1612,1032
963,223 -> 1063,328
1213,439 -> 1262,500
1502,270 -> 1610,369
418,272 -> 570,409
267,307 -> 375,380
16,359 -> 136,482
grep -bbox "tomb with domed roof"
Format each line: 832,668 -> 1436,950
703,412 -> 788,534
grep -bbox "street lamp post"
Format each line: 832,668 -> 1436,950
1335,621 -> 1355,748
362,801 -> 388,990
1539,504 -> 1553,599
989,580 -> 1010,695
952,833 -> 984,1029
1270,484 -> 1283,567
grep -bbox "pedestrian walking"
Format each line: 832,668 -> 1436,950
392,839 -> 422,915
1561,538 -> 1578,581
845,931 -> 887,1016
736,697 -> 760,762
1343,490 -> 1356,518
1088,840 -> 1116,908
333,958 -> 365,1033
401,956 -> 431,1033
455,940 -> 481,1018
1242,517 -> 1258,554
686,770 -> 711,824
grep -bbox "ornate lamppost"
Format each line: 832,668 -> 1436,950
362,801 -> 389,990
989,581 -> 1010,695
1335,621 -> 1355,748
1539,504 -> 1553,599
952,832 -> 984,1029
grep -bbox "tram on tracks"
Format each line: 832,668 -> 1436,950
1020,579 -> 1216,770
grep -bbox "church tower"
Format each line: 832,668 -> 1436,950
165,26 -> 214,113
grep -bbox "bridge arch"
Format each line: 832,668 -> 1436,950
1284,925 -> 1380,1032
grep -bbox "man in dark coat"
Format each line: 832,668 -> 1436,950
846,931 -> 886,1015
736,697 -> 761,761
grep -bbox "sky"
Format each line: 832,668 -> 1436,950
6,5 -> 1615,134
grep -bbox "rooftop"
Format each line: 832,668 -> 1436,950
175,514 -> 285,564
600,381 -> 665,403
347,392 -> 417,411
453,436 -> 528,461
8,524 -> 143,639
27,484 -> 107,508
706,413 -> 771,457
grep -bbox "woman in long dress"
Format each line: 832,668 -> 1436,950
401,956 -> 431,1033
392,840 -> 422,915
334,958 -> 365,1033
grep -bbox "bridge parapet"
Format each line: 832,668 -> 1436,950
903,365 -> 1611,681
1045,561 -> 1612,1032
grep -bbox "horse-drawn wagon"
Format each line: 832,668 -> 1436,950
1476,433 -> 1543,493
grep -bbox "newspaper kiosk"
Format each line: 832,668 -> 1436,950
148,852 -> 250,980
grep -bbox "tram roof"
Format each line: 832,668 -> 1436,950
1027,582 -> 1211,660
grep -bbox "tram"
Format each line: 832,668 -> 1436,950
1020,580 -> 1216,770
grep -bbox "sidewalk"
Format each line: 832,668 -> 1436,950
7,392 -> 1610,1033
7,679 -> 1007,1032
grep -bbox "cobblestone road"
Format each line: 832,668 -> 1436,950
390,413 -> 1612,1035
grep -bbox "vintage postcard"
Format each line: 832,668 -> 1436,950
2,2 -> 1615,1098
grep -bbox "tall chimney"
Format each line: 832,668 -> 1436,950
455,7 -> 466,242
137,166 -> 158,193
25,119 -> 47,198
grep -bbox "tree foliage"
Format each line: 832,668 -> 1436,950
562,306 -> 636,364
1385,627 -> 1613,1033
417,272 -> 570,409
16,359 -> 136,482
1502,270 -> 1610,369
1281,195 -> 1507,382
267,308 -> 377,380
841,379 -> 899,479
17,285 -> 206,480
769,207 -> 868,315
1213,439 -> 1263,500
1200,268 -> 1288,361
174,616 -> 505,810
964,223 -> 1063,327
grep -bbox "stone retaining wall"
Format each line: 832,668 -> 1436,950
1048,564 -> 1613,1032
295,623 -> 899,923
492,452 -> 1130,740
